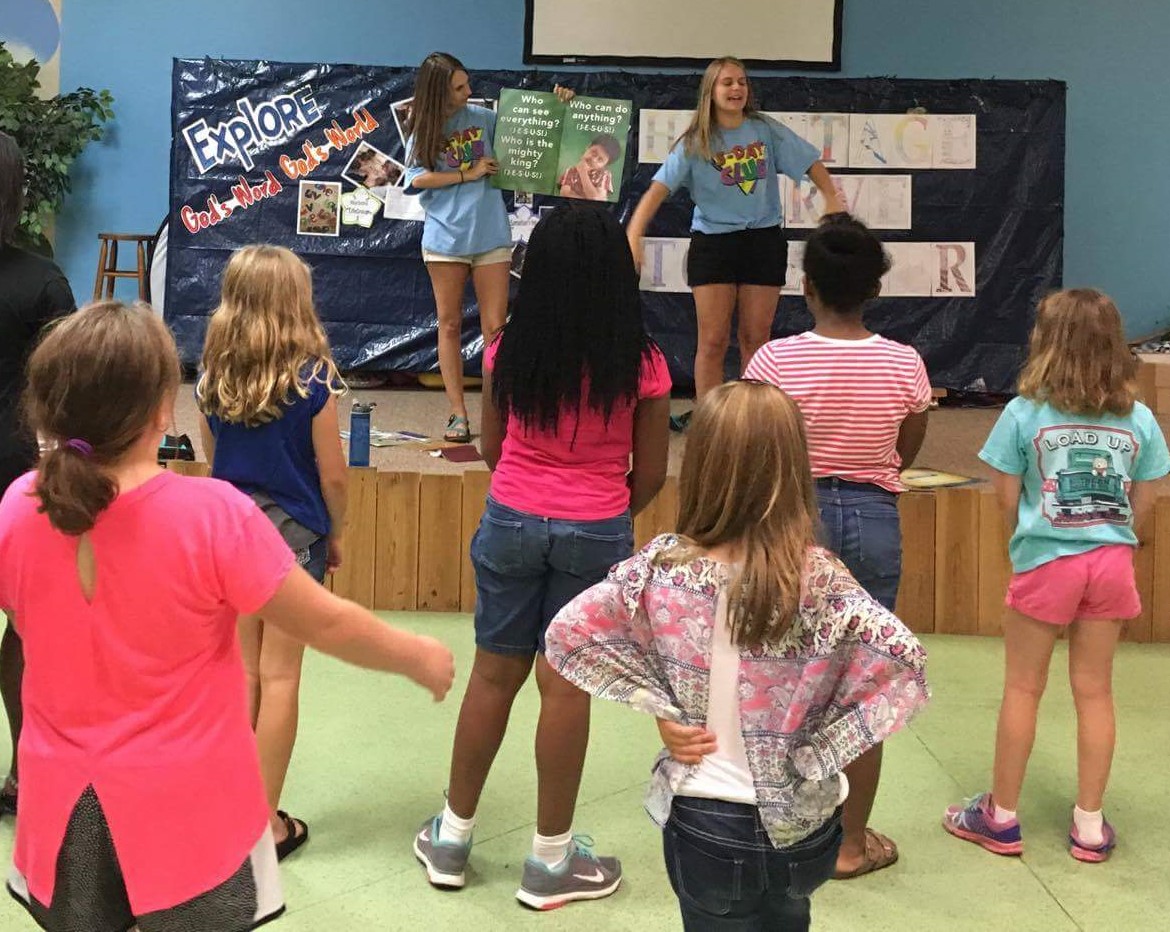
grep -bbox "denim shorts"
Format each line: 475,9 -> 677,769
470,497 -> 633,655
296,536 -> 329,585
816,477 -> 902,611
664,796 -> 843,931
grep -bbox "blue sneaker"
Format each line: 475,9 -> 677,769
413,815 -> 472,888
515,836 -> 621,910
943,793 -> 1024,855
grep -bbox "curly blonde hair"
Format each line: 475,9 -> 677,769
1016,288 -> 1137,416
197,245 -> 344,426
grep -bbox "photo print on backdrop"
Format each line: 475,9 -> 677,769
341,141 -> 405,203
297,180 -> 341,236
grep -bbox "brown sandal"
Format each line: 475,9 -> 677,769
833,828 -> 899,880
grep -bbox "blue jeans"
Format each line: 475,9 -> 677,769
664,797 -> 843,931
816,478 -> 902,611
470,497 -> 633,654
296,536 -> 329,584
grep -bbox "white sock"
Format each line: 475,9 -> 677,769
531,830 -> 573,868
993,803 -> 1017,824
1073,805 -> 1104,846
438,803 -> 475,846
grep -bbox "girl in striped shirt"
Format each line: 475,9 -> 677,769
743,214 -> 931,880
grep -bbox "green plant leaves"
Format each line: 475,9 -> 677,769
0,42 -> 114,253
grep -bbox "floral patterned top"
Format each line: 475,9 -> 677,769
544,534 -> 930,848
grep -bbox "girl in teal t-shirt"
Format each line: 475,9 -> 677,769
404,52 -> 571,443
945,289 -> 1170,864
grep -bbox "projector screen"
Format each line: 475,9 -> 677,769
524,0 -> 842,69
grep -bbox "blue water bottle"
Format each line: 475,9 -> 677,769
349,401 -> 375,467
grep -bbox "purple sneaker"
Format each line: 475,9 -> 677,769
943,793 -> 1024,855
1069,818 -> 1115,863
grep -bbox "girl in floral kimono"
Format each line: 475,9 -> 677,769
545,380 -> 930,931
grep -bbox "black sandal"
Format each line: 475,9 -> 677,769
275,810 -> 309,862
0,775 -> 17,817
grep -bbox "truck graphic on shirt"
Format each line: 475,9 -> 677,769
1051,448 -> 1127,523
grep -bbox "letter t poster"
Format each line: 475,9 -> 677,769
493,89 -> 631,202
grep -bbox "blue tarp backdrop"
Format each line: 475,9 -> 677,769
167,58 -> 1064,393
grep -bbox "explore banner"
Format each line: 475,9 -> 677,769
168,58 -> 1064,392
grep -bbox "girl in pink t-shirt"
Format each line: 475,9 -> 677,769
0,301 -> 454,932
413,203 -> 671,909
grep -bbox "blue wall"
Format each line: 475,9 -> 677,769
57,0 -> 1170,337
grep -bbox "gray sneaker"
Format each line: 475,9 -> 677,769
515,836 -> 622,910
413,815 -> 472,889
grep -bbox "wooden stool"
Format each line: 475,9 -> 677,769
93,232 -> 155,302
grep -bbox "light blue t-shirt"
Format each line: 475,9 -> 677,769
652,115 -> 819,235
979,397 -> 1170,572
405,104 -> 511,256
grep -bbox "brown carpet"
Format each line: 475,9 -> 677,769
175,384 -> 1170,492
175,383 -> 1000,479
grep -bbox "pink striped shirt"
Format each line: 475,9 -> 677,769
743,332 -> 931,492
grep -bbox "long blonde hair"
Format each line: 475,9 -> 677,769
407,52 -> 466,170
661,380 -> 818,648
197,245 -> 344,426
1016,288 -> 1137,417
676,57 -> 761,163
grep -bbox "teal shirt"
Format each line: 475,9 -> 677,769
653,115 -> 818,235
979,397 -> 1170,572
405,105 -> 511,256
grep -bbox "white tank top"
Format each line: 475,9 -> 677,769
677,586 -> 849,806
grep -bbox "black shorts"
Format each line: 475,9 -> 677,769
9,786 -> 284,932
686,226 -> 788,288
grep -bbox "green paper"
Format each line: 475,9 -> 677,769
493,89 -> 632,202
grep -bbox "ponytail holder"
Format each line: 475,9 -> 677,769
64,439 -> 94,457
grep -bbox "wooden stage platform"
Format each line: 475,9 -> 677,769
168,385 -> 1170,643
165,461 -> 1170,644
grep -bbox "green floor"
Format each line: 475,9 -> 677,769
1,620 -> 1167,931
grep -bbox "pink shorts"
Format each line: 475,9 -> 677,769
1006,545 -> 1141,625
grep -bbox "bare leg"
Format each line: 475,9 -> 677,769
735,284 -> 781,372
238,614 -> 262,728
1067,619 -> 1123,811
470,261 -> 511,343
991,608 -> 1060,811
0,621 -> 22,793
690,284 -> 737,401
253,622 -> 307,842
533,654 -> 591,836
445,649 -> 534,820
426,261 -> 473,423
836,744 -> 887,874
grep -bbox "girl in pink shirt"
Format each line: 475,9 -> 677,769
413,203 -> 671,910
0,301 -> 454,932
